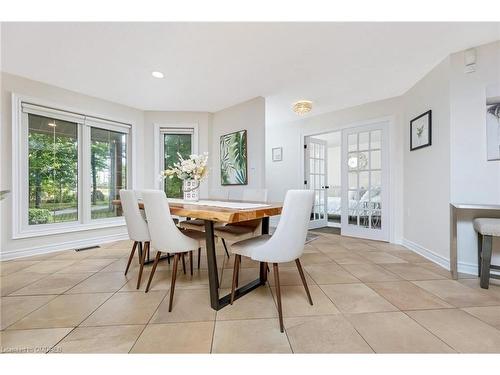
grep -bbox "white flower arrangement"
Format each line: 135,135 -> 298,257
161,153 -> 209,182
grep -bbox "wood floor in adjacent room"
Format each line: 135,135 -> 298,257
2,233 -> 500,353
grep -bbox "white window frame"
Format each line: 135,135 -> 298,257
153,123 -> 199,190
11,93 -> 134,239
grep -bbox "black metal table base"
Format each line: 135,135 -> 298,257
205,216 -> 270,311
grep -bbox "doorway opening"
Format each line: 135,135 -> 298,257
304,120 -> 389,241
304,131 -> 341,229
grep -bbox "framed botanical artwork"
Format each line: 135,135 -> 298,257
272,147 -> 283,162
410,110 -> 432,151
220,129 -> 248,185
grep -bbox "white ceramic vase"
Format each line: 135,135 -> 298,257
182,179 -> 199,202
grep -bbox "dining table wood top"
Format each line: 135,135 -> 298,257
112,199 -> 283,223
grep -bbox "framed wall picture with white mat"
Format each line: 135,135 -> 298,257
410,110 -> 432,151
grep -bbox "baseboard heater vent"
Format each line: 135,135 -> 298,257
75,245 -> 100,252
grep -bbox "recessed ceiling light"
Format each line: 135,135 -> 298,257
152,71 -> 164,79
292,100 -> 313,115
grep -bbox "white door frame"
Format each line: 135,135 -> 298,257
341,121 -> 390,241
299,116 -> 395,242
304,136 -> 328,229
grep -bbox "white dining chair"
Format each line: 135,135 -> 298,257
119,189 -> 152,289
214,188 -> 268,256
142,190 -> 206,311
242,188 -> 268,202
210,189 -> 230,200
228,189 -> 243,201
229,189 -> 315,332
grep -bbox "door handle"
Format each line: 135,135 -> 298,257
321,185 -> 330,189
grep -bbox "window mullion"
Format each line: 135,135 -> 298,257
80,123 -> 91,224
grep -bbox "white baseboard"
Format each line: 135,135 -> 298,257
0,233 -> 129,261
401,238 -> 450,270
401,238 -> 479,275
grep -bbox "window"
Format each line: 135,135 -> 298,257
28,114 -> 78,225
158,127 -> 195,198
13,96 -> 132,238
90,127 -> 128,219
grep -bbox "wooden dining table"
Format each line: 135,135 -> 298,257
113,198 -> 283,311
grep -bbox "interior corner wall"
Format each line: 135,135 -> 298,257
402,57 -> 452,265
0,72 -> 145,259
449,41 -> 500,269
210,97 -> 266,195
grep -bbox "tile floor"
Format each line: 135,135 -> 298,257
1,233 -> 500,354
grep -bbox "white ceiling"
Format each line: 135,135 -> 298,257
2,22 -> 499,123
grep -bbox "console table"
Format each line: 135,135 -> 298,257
450,203 -> 500,279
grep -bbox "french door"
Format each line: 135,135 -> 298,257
341,122 -> 389,241
304,137 -> 328,229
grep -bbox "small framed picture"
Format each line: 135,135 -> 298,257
410,110 -> 432,151
272,147 -> 283,162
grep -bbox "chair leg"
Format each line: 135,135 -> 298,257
230,254 -> 241,304
145,251 -> 161,293
125,241 -> 138,275
181,253 -> 186,275
477,233 -> 483,277
197,247 -> 201,269
295,259 -> 313,305
136,242 -> 149,289
273,263 -> 284,333
480,235 -> 493,289
137,241 -> 143,265
222,238 -> 230,258
169,254 -> 180,312
189,250 -> 193,276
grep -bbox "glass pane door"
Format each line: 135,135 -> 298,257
305,137 -> 328,229
341,122 -> 389,241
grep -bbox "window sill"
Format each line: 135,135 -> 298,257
13,218 -> 126,239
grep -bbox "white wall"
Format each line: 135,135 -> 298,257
327,145 -> 341,188
265,40 -> 500,274
211,97 -> 266,197
266,96 -> 404,242
402,57 -> 452,265
450,42 -> 500,203
449,41 -> 500,269
0,73 -> 145,259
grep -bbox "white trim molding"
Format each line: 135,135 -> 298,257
401,238 -> 481,275
0,232 -> 129,261
153,122 -> 199,189
401,238 -> 450,270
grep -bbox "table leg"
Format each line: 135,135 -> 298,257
204,216 -> 273,311
204,220 -> 220,309
259,217 -> 270,284
450,204 -> 458,280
